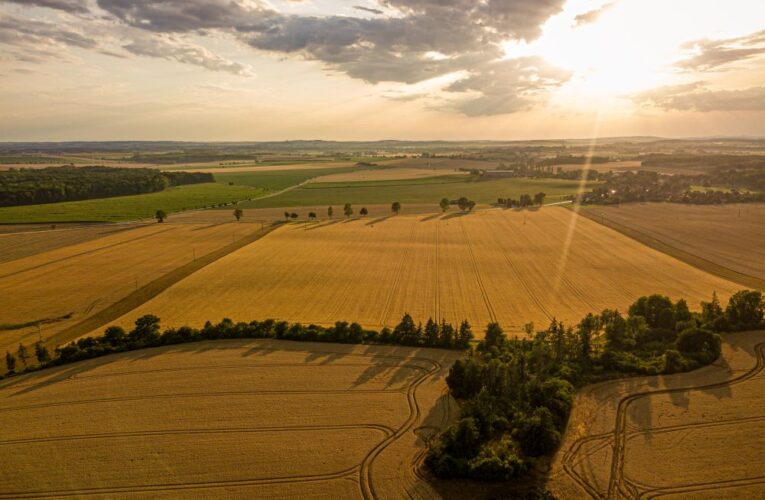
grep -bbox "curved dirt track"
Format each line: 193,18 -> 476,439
549,330 -> 765,499
0,340 -> 459,499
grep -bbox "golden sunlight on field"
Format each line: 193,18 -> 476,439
0,222 -> 270,352
103,207 -> 740,336
549,330 -> 765,499
0,340 -> 459,499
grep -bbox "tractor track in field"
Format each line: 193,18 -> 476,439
434,222 -> 440,322
0,226 -> 177,280
560,339 -> 765,499
0,388 -> 404,413
0,423 -> 394,447
359,356 -> 442,500
378,223 -> 417,327
459,218 -> 497,323
0,467 -> 362,499
42,223 -> 282,347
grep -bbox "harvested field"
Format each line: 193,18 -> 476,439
101,207 -> 740,337
0,340 -> 459,499
583,203 -> 765,289
549,329 -> 765,499
0,223 -> 144,264
313,168 -> 468,183
555,160 -> 642,172
0,222 -> 271,352
173,161 -> 355,174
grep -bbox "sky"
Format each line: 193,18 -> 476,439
1,0 -> 765,141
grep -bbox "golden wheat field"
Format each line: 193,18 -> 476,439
0,222 -> 268,353
0,339 -> 459,499
584,203 -> 765,284
100,207 -> 740,337
548,329 -> 765,499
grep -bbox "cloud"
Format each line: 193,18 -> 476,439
0,15 -> 97,61
677,30 -> 765,71
445,56 -> 571,116
1,0 -> 89,14
96,0 -> 275,33
634,83 -> 765,112
353,5 -> 384,15
123,36 -> 252,75
574,2 -> 615,26
6,0 -> 572,115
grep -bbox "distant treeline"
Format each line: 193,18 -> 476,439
0,166 -> 213,206
426,289 -> 764,482
2,314 -> 473,378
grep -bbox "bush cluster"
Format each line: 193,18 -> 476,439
427,289 -> 763,481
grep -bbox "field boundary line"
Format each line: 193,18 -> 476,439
579,208 -> 765,291
43,223 -> 284,347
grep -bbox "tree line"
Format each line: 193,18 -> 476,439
426,289 -> 763,482
0,166 -> 213,206
2,314 -> 473,377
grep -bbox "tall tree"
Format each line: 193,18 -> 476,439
344,203 -> 353,218
233,208 -> 243,221
533,192 -> 546,205
439,198 -> 450,212
327,206 -> 334,218
391,201 -> 401,215
155,209 -> 167,223
5,351 -> 16,373
34,342 -> 50,363
17,344 -> 29,369
360,207 -> 368,216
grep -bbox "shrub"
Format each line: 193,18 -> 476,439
513,407 -> 561,457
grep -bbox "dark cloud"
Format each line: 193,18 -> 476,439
96,0 -> 275,33
1,0 -> 89,14
123,35 -> 251,75
6,0 -> 572,115
634,83 -> 765,112
353,5 -> 384,15
678,30 -> 765,71
574,2 -> 615,26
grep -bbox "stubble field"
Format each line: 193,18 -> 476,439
99,207 -> 740,336
549,329 -> 765,499
0,340 -> 459,499
582,203 -> 765,289
0,221 -> 271,353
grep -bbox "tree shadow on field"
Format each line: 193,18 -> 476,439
419,213 -> 441,222
305,219 -> 342,231
303,349 -> 348,365
351,346 -> 455,390
366,215 -> 391,226
5,354 -> 126,397
441,211 -> 469,220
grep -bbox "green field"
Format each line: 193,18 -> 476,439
234,176 -> 595,208
215,165 -> 375,191
0,183 -> 263,223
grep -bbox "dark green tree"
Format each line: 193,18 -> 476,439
725,290 -> 764,330
17,343 -> 29,369
34,342 -> 50,363
233,208 -> 243,221
360,207 -> 368,216
391,201 -> 401,215
533,192 -> 546,205
440,198 -> 450,212
5,351 -> 16,373
344,203 -> 353,218
327,206 -> 334,218
155,209 -> 167,223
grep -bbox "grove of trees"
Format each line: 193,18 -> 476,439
427,289 -> 763,481
0,166 -> 213,207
